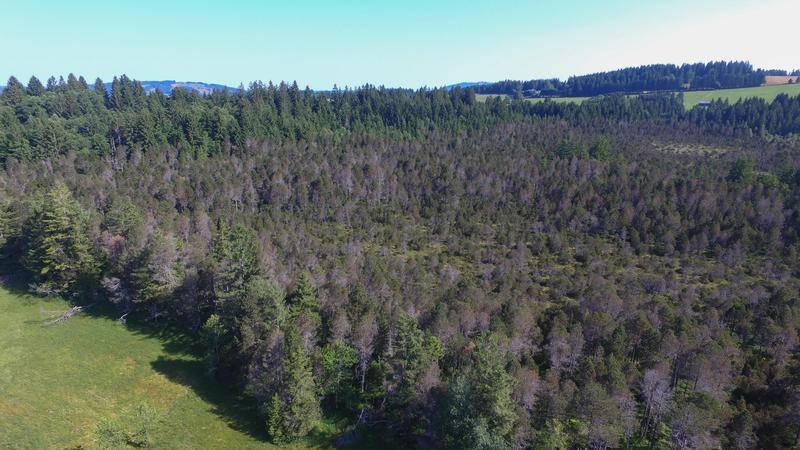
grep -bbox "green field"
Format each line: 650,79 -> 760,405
682,83 -> 800,108
0,285 -> 336,449
477,83 -> 800,109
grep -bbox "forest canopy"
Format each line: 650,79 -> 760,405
1,70 -> 800,449
2,70 -> 800,166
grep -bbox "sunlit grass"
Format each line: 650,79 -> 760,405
682,83 -> 800,108
0,285 -> 340,449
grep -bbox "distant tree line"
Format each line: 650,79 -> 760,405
475,61 -> 788,98
2,72 -> 800,167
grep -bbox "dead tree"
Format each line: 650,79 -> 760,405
43,304 -> 95,326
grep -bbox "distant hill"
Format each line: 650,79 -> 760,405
102,80 -> 239,95
0,81 -> 236,96
446,81 -> 490,90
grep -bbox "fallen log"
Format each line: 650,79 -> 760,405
44,303 -> 96,326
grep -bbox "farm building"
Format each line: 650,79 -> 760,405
764,75 -> 799,86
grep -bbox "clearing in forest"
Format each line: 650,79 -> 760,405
0,285 -> 336,449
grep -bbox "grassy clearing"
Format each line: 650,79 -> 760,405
683,83 -> 800,109
475,93 -> 510,102
0,284 -> 338,449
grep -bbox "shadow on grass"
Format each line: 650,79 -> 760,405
124,320 -> 207,359
90,308 -> 272,443
2,273 -> 205,357
150,357 -> 270,443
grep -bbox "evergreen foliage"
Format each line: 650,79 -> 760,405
23,183 -> 97,293
2,67 -> 800,448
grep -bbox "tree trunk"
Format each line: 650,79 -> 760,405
44,304 -> 95,326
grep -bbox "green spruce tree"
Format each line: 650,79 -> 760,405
266,394 -> 286,444
2,76 -> 26,105
388,314 -> 443,431
289,272 -> 322,342
439,334 -> 518,449
26,76 -> 45,96
320,339 -> 359,410
269,327 -> 320,441
213,219 -> 260,314
25,184 -> 97,293
66,73 -> 81,90
131,231 -> 182,314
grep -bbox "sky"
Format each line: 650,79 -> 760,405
2,0 -> 798,89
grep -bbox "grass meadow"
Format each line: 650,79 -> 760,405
0,285 -> 341,449
682,83 -> 800,108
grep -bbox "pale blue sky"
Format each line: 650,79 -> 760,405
2,0 -> 797,89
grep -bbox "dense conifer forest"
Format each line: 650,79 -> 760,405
1,70 -> 800,449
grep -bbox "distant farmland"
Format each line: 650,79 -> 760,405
682,83 -> 800,108
477,83 -> 800,109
